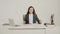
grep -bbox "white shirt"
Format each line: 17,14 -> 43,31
29,14 -> 33,24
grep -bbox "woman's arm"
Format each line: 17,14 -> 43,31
36,15 -> 42,24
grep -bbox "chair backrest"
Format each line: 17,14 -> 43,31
23,14 -> 25,21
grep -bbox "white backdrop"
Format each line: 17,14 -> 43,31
0,0 -> 60,34
0,0 -> 60,25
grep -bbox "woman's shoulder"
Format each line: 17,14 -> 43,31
23,14 -> 29,17
33,14 -> 37,16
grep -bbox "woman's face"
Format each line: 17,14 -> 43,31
29,8 -> 33,14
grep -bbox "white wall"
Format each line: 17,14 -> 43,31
0,0 -> 60,25
0,0 -> 60,34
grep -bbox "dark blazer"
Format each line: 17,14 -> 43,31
24,14 -> 41,24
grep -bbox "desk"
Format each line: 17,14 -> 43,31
8,24 -> 46,34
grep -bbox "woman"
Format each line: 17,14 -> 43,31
23,6 -> 41,24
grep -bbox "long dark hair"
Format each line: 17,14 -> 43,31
26,6 -> 36,15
